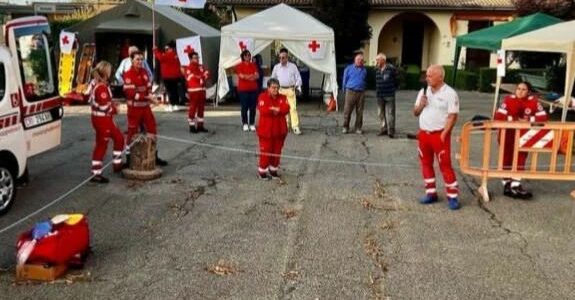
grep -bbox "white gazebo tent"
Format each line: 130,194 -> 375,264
216,4 -> 338,105
500,19 -> 575,122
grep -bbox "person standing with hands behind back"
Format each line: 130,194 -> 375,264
413,65 -> 460,210
257,78 -> 290,180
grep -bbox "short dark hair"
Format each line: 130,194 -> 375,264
188,51 -> 199,60
267,78 -> 280,87
279,48 -> 288,55
518,80 -> 533,93
167,40 -> 176,49
130,50 -> 143,60
240,49 -> 251,61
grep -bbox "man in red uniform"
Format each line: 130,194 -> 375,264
183,52 -> 209,133
90,61 -> 124,183
123,51 -> 167,166
257,78 -> 290,180
413,65 -> 460,210
493,81 -> 547,199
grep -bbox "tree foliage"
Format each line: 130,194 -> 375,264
311,0 -> 372,64
512,0 -> 575,19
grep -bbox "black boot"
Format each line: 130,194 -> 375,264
156,151 -> 168,166
122,154 -> 131,169
189,125 -> 197,133
197,124 -> 208,133
504,181 -> 533,200
90,175 -> 109,184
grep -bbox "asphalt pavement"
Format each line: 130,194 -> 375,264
0,90 -> 574,299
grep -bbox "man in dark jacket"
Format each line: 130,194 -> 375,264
375,53 -> 399,138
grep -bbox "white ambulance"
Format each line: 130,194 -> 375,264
0,16 -> 63,215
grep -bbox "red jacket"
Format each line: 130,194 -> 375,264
123,66 -> 151,105
184,63 -> 209,92
256,91 -> 290,138
90,82 -> 116,117
154,48 -> 182,80
494,95 -> 548,122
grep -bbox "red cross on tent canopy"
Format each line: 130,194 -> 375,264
308,40 -> 320,52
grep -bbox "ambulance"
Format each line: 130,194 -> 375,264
0,16 -> 63,215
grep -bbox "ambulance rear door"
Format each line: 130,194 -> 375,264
4,16 -> 63,157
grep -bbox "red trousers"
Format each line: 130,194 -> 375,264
417,130 -> 458,198
501,130 -> 528,171
91,116 -> 124,175
258,136 -> 286,173
188,90 -> 206,126
126,106 -> 157,144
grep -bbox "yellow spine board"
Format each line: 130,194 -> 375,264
58,50 -> 77,96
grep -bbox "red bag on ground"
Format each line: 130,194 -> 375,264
326,95 -> 336,112
16,215 -> 90,266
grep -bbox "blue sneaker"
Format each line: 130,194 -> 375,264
419,194 -> 438,204
447,197 -> 461,210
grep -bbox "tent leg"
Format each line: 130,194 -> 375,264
492,76 -> 502,119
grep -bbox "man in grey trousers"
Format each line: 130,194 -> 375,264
375,53 -> 399,138
342,53 -> 367,134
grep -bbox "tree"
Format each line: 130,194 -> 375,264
512,0 -> 575,19
311,0 -> 372,64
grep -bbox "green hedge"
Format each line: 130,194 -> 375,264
477,68 -> 547,93
443,66 -> 478,91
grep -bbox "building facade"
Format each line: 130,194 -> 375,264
208,0 -> 516,69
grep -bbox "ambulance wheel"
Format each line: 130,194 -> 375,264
0,165 -> 16,216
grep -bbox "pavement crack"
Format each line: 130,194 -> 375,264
460,174 -> 549,282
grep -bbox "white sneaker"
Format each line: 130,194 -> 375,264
249,125 -> 256,132
173,105 -> 179,112
165,105 -> 172,112
242,124 -> 249,132
293,127 -> 302,135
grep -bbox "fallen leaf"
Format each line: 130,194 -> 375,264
206,260 -> 238,276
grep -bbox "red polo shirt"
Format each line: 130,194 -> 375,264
235,62 -> 259,92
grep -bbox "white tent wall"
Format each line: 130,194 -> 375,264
500,19 -> 575,121
216,4 -> 338,104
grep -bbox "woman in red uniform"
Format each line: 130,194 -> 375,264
494,81 -> 548,199
257,78 -> 290,180
89,61 -> 125,183
153,40 -> 182,112
235,49 -> 260,131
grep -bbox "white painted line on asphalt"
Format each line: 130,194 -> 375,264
157,134 -> 419,168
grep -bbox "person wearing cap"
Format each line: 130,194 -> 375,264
413,64 -> 460,210
271,48 -> 302,135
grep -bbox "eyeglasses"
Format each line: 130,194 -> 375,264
279,56 -> 288,60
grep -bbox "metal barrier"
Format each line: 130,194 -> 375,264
458,120 -> 575,201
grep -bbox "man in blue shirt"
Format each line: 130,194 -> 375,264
342,53 -> 367,134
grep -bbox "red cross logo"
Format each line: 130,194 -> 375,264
497,58 -> 503,64
178,0 -> 186,2
184,45 -> 195,54
308,40 -> 320,52
62,35 -> 69,45
239,41 -> 247,51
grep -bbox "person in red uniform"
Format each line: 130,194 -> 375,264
235,49 -> 260,132
493,81 -> 548,199
413,65 -> 460,210
153,40 -> 183,112
123,51 -> 167,166
256,78 -> 290,180
89,61 -> 124,184
183,51 -> 209,133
